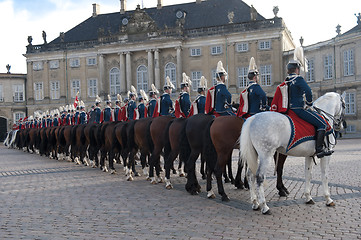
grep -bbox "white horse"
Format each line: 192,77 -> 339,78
240,92 -> 346,214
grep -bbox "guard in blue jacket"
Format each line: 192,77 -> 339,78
138,96 -> 145,119
74,107 -> 80,125
160,76 -> 174,116
127,90 -> 137,120
287,47 -> 331,158
101,96 -> 113,123
214,61 -> 235,116
178,73 -> 191,118
79,106 -> 87,124
147,84 -> 158,117
196,76 -> 207,114
53,113 -> 59,127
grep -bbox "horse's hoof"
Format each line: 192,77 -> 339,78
146,177 -> 151,181
151,180 -> 157,185
326,202 -> 335,207
252,206 -> 260,211
278,190 -> 288,197
207,193 -> 216,199
262,209 -> 271,215
134,172 -> 140,177
127,176 -> 133,181
179,173 -> 185,177
166,184 -> 173,190
110,169 -> 116,174
158,178 -> 164,183
172,170 -> 177,175
306,199 -> 315,205
221,195 -> 230,202
201,175 -> 206,180
224,178 -> 231,183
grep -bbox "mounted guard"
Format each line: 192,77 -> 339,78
138,89 -> 148,119
114,94 -> 122,121
153,76 -> 175,117
79,101 -> 87,124
127,86 -> 139,120
93,96 -> 102,124
146,84 -> 159,117
189,76 -> 207,116
175,73 -> 191,118
100,95 -> 114,123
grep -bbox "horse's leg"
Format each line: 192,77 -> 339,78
200,156 -> 206,180
140,151 -> 148,177
206,166 -> 216,199
247,168 -> 259,210
304,156 -> 314,204
177,157 -> 185,177
275,153 -> 289,196
227,153 -> 234,184
108,150 -> 116,174
214,158 -> 229,202
234,159 -> 244,189
185,151 -> 201,195
320,156 -> 334,206
256,153 -> 272,214
126,151 -> 134,180
223,164 -> 230,183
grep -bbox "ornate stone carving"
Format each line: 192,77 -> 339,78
228,11 -> 234,24
273,6 -> 279,18
27,36 -> 33,45
160,54 -> 176,66
126,6 -> 157,35
6,64 -> 11,74
42,31 -> 47,44
60,32 -> 65,42
134,56 -> 147,66
250,5 -> 258,21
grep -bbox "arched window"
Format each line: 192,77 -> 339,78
164,62 -> 176,88
109,67 -> 121,96
137,65 -> 148,91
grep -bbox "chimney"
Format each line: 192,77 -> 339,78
157,0 -> 163,9
120,0 -> 126,14
92,3 -> 100,17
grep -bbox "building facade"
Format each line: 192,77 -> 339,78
0,72 -> 27,140
24,0 -> 294,115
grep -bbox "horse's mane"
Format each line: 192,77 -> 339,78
314,92 -> 339,105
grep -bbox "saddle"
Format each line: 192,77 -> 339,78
285,110 -> 332,152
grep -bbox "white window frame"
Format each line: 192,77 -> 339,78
33,61 -> 43,71
165,62 -> 177,88
34,82 -> 44,101
49,60 -> 59,69
259,40 -> 271,50
50,81 -> 60,100
70,58 -> 80,68
346,125 -> 356,133
13,84 -> 24,102
343,49 -> 354,76
88,78 -> 98,98
13,112 -> 25,123
307,58 -> 315,82
191,71 -> 202,91
237,67 -> 249,88
236,42 -> 249,52
324,55 -> 333,79
137,65 -> 148,92
87,57 -> 97,66
345,92 -> 356,115
0,84 -> 3,102
190,48 -> 201,57
109,67 -> 121,96
260,65 -> 272,86
71,80 -> 80,98
211,45 -> 222,55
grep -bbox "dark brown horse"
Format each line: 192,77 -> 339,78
148,116 -> 174,184
112,121 -> 132,175
59,125 -> 73,161
83,123 -> 101,167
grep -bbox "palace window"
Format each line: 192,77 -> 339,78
49,60 -> 59,69
137,65 -> 148,92
259,40 -> 271,50
50,81 -> 60,100
346,125 -> 356,133
33,61 -> 43,71
109,67 -> 121,96
211,45 -> 222,55
236,43 -> 249,52
165,62 -> 177,87
0,84 -> 3,102
34,82 -> 44,101
88,79 -> 98,98
307,58 -> 315,82
237,67 -> 249,88
343,49 -> 354,76
14,112 -> 25,123
71,80 -> 80,98
260,65 -> 272,86
70,58 -> 80,68
13,84 -> 24,102
87,57 -> 97,66
345,92 -> 356,115
191,71 -> 202,91
324,55 -> 333,79
190,48 -> 201,56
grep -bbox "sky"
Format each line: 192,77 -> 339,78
0,0 -> 360,74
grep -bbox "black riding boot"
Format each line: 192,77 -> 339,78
315,130 -> 333,158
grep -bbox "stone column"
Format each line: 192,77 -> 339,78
154,49 -> 160,89
98,54 -> 105,96
119,52 -> 126,92
126,51 -> 132,90
147,49 -> 154,88
176,46 -> 182,89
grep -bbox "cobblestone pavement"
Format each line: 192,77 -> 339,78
0,139 -> 360,240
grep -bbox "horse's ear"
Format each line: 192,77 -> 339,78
341,91 -> 346,100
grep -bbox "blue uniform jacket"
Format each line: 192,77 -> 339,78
180,92 -> 191,117
128,100 -> 137,120
103,107 -> 112,122
114,106 -> 120,121
148,99 -> 157,117
79,111 -> 87,124
42,119 -> 47,128
215,83 -> 233,114
94,107 -> 101,123
53,118 -> 59,127
288,73 -> 313,109
74,112 -> 80,124
196,95 -> 206,114
248,81 -> 268,115
138,103 -> 145,119
160,93 -> 173,116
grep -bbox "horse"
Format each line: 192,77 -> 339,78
59,125 -> 73,161
204,115 -> 244,201
83,123 -> 101,167
240,92 -> 346,214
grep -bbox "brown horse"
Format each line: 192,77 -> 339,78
112,121 -> 132,174
205,116 -> 244,201
71,124 -> 88,165
163,117 -> 187,189
83,123 -> 101,167
59,125 -> 73,161
148,116 -> 174,184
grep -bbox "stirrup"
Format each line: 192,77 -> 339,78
316,150 -> 333,158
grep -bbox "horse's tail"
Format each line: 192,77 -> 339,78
3,131 -> 10,146
71,125 -> 78,147
89,124 -> 97,148
240,116 -> 258,175
112,125 -> 121,152
80,126 -> 86,146
59,127 -> 66,146
179,120 -> 190,164
127,121 -> 136,151
163,119 -> 174,161
146,120 -> 154,153
121,123 -> 128,151
203,119 -> 216,172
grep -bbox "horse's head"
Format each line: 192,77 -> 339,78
334,92 -> 346,132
